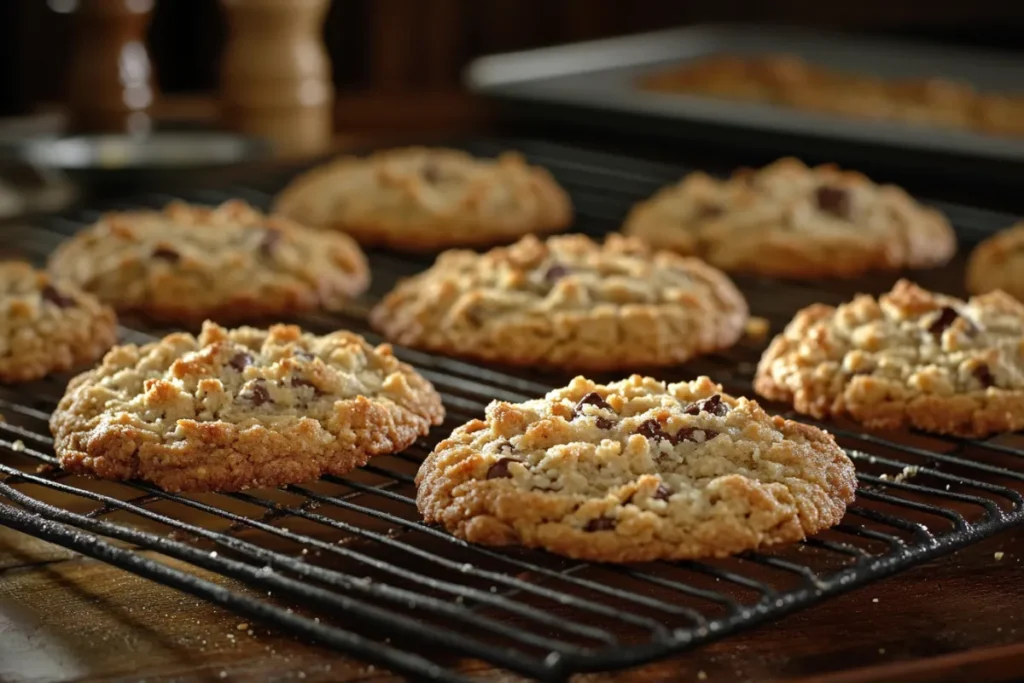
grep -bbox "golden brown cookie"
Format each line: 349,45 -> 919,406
47,200 -> 369,324
417,375 -> 856,562
623,158 -> 956,279
273,147 -> 573,251
51,321 -> 445,492
966,223 -> 1024,301
0,262 -> 117,383
370,233 -> 748,371
755,279 -> 1024,437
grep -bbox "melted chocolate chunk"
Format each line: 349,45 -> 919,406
244,380 -> 271,406
654,483 -> 673,501
544,263 -> 570,283
574,392 -> 616,429
228,352 -> 253,372
815,185 -> 851,218
290,377 -> 325,396
928,307 -> 960,336
585,517 -> 615,532
973,364 -> 996,388
673,426 -> 720,443
41,285 -> 75,308
152,246 -> 180,262
683,394 -> 728,417
636,419 -> 670,442
260,229 -> 282,256
486,457 -> 520,480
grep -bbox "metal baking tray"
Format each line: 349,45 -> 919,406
466,25 -> 1024,181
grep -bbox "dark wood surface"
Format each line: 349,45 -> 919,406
2,99 -> 1024,683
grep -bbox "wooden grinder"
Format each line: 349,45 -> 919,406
219,0 -> 334,158
66,0 -> 156,134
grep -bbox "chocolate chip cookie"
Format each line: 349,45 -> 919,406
47,200 -> 370,324
0,262 -> 117,383
623,158 -> 956,279
966,223 -> 1024,301
417,375 -> 856,562
51,321 -> 445,492
370,233 -> 748,371
272,147 -> 573,251
755,279 -> 1024,437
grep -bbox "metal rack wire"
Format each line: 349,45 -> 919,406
1,139 -> 1023,682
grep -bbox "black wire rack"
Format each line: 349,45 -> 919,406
2,139 -> 1023,682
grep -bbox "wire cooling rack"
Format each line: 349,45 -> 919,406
1,139 -> 1023,682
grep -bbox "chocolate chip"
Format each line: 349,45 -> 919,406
928,307 -> 959,336
544,264 -> 570,283
696,203 -> 724,219
486,457 -> 519,479
654,483 -> 673,501
290,377 -> 326,397
684,394 -> 728,417
573,392 -> 616,429
637,419 -> 669,442
673,427 -> 720,443
244,380 -> 271,406
228,352 -> 252,372
260,229 -> 282,256
816,185 -> 850,218
152,246 -> 180,262
41,285 -> 74,308
973,364 -> 996,388
421,161 -> 443,184
575,392 -> 612,412
585,517 -> 615,532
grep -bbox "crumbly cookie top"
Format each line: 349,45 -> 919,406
623,158 -> 955,273
418,375 -> 854,557
966,223 -> 1024,300
47,200 -> 369,319
377,233 -> 745,319
0,261 -> 115,357
758,279 -> 1024,398
63,321 -> 443,432
272,147 -> 572,248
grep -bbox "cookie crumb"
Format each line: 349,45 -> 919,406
995,551 -> 1005,561
697,672 -> 708,681
879,648 -> 886,655
744,317 -> 770,341
11,439 -> 25,452
872,598 -> 879,603
236,622 -> 249,631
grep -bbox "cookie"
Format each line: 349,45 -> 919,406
755,279 -> 1024,437
51,321 -> 445,492
272,147 -> 573,251
966,223 -> 1024,301
416,374 -> 856,562
370,233 -> 748,371
0,262 -> 118,383
623,158 -> 956,279
47,200 -> 370,324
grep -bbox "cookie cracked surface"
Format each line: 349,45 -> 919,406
370,233 -> 748,371
47,200 -> 370,324
51,321 -> 445,492
623,158 -> 956,278
755,280 -> 1024,437
416,375 -> 855,562
273,147 -> 573,251
0,262 -> 118,383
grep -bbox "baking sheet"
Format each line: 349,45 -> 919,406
465,24 -> 1024,162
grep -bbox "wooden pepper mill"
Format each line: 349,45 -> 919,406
66,0 -> 156,134
219,0 -> 334,158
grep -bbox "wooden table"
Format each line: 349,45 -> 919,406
2,96 -> 1023,683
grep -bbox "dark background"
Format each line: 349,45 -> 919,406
2,0 -> 1024,117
